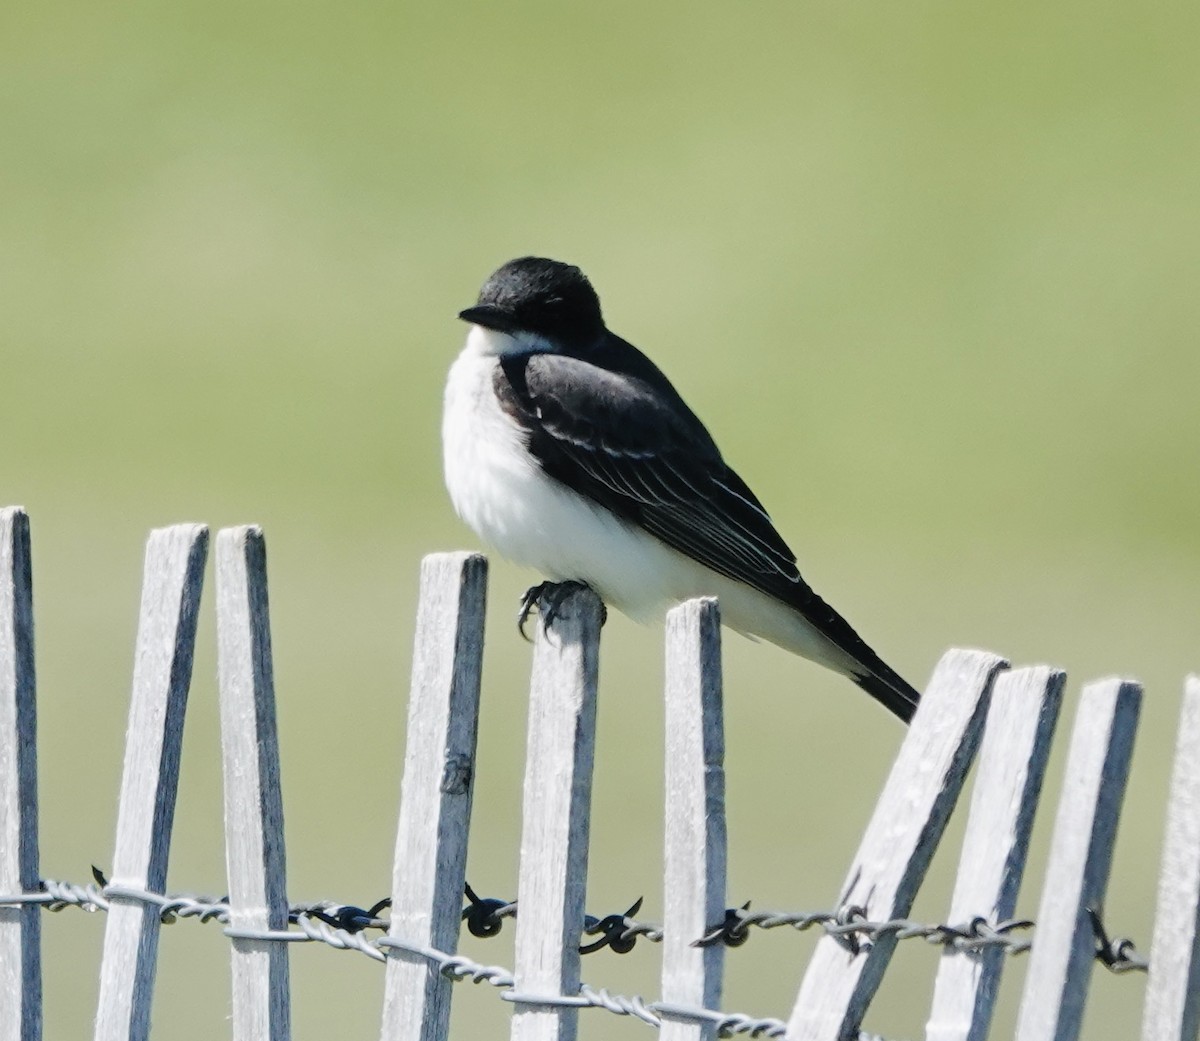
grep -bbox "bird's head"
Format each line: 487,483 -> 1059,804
459,257 -> 605,355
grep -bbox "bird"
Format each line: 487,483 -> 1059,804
442,256 -> 921,722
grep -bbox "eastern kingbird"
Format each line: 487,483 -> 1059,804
443,257 -> 920,722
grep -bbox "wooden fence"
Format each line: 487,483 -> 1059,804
1,505 -> 1199,1040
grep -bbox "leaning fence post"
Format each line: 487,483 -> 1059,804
1140,676 -> 1200,1041
380,553 -> 487,1041
93,524 -> 209,1041
657,598 -> 727,1041
508,586 -> 604,1041
0,507 -> 40,1041
216,526 -> 290,1041
1014,677 -> 1141,1041
925,665 -> 1065,1041
787,648 -> 1007,1041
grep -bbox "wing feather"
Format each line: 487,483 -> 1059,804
496,351 -> 803,600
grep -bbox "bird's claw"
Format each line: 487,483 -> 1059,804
516,581 -> 607,641
517,582 -> 552,642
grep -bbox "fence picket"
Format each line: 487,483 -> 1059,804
659,598 -> 727,1041
216,527 -> 290,1041
1140,676 -> 1200,1041
508,586 -> 605,1041
0,507 -> 40,1041
925,665 -> 1065,1041
380,553 -> 488,1041
93,524 -> 209,1041
786,648 -> 1007,1041
4,517 -> 1193,1041
1014,677 -> 1141,1041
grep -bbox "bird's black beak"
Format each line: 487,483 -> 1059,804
458,304 -> 518,332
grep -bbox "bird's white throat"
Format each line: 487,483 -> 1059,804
462,323 -> 556,359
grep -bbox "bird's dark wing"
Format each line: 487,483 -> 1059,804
496,351 -> 803,595
494,349 -> 920,721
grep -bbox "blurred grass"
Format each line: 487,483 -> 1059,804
2,0 -> 1198,1038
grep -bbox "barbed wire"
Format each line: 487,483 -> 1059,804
2,873 -> 1152,1040
0,869 -> 1149,1040
0,868 -> 1149,973
3,868 -> 1154,988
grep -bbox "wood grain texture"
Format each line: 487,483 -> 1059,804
381,553 -> 487,1041
93,524 -> 209,1041
510,585 -> 605,1041
0,507 -> 40,1041
925,665 -> 1065,1041
216,527 -> 290,1041
1014,678 -> 1141,1041
787,648 -> 1007,1041
660,598 -> 726,1041
1140,677 -> 1200,1041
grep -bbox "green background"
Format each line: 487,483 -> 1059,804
4,1 -> 1198,1037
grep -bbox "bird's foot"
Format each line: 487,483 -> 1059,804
517,581 -> 607,641
517,582 -> 553,641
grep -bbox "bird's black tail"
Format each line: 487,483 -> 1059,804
853,665 -> 921,724
780,582 -> 922,724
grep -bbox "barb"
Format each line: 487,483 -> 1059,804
461,881 -> 516,938
1087,907 -> 1149,974
581,897 -> 658,954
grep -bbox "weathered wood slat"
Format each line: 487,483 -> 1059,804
1140,676 -> 1200,1041
925,665 -> 1065,1041
509,586 -> 605,1041
0,507 -> 40,1041
786,648 -> 1007,1041
216,527 -> 290,1041
380,553 -> 488,1041
93,524 -> 209,1041
659,598 -> 726,1041
1014,678 -> 1141,1041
